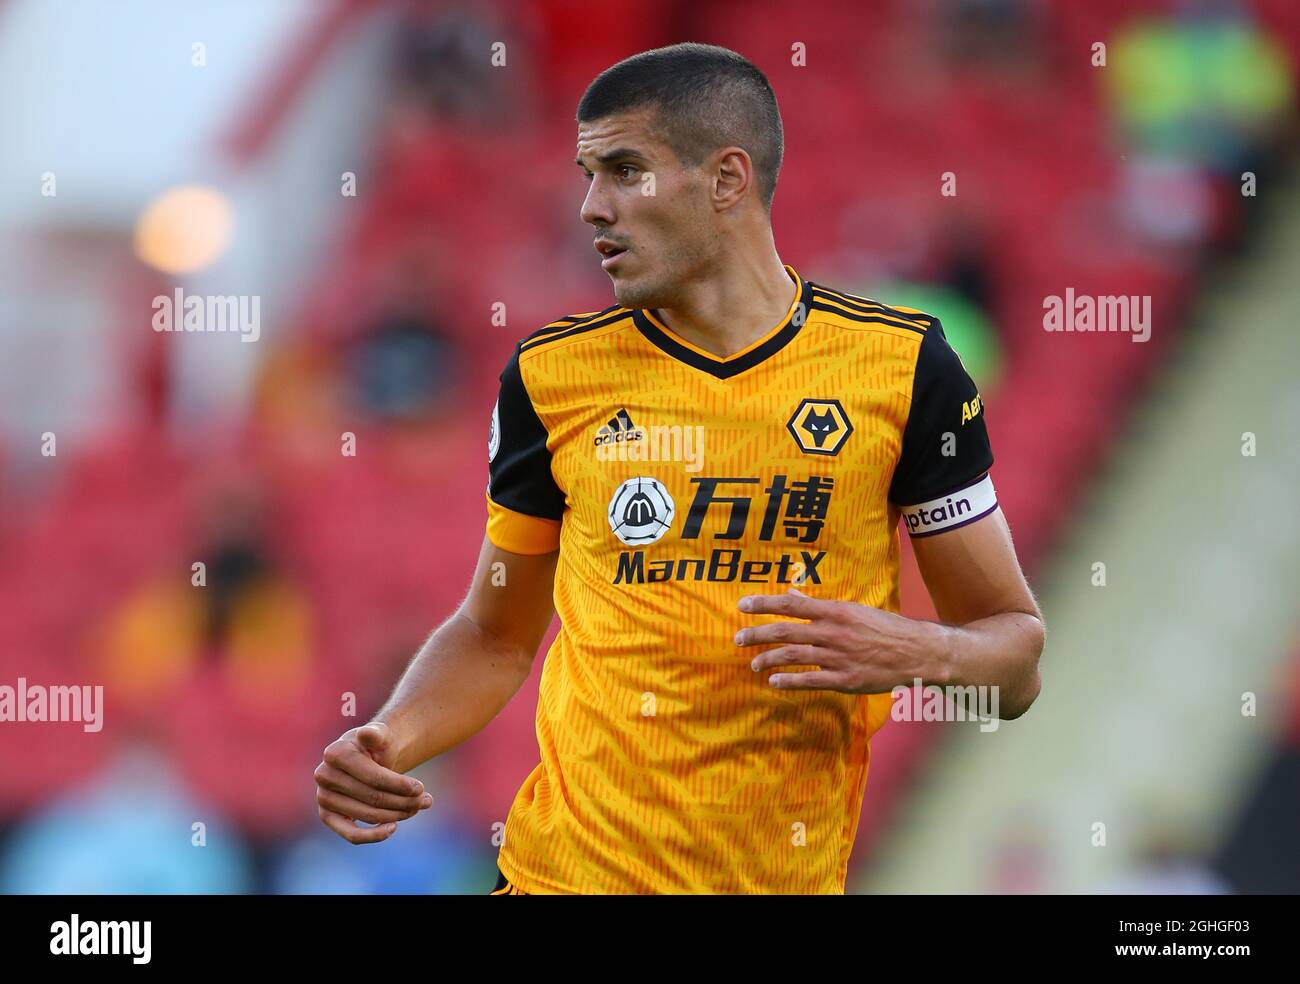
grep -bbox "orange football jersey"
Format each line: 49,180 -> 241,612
485,264 -> 995,893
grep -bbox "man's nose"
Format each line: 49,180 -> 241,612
580,177 -> 615,227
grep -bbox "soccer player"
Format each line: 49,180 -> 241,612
314,43 -> 1045,894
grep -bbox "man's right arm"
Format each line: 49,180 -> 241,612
376,535 -> 558,773
317,339 -> 565,843
315,535 -> 557,844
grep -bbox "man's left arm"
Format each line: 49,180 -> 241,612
909,507 -> 1044,718
737,507 -> 1044,719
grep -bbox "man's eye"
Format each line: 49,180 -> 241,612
617,165 -> 638,179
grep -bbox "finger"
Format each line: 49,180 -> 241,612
738,591 -> 838,620
315,763 -> 431,813
316,788 -> 420,826
767,670 -> 852,692
735,619 -> 828,648
749,645 -> 838,673
325,743 -> 424,797
319,808 -> 397,845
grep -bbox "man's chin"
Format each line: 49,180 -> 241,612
611,277 -> 657,311
611,281 -> 638,308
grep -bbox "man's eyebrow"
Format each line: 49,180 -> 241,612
575,148 -> 648,168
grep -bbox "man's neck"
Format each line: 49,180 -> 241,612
652,253 -> 796,359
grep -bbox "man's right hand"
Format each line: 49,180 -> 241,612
315,721 -> 433,844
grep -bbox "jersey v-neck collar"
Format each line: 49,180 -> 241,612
631,265 -> 811,380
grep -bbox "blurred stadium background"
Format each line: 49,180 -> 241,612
1,0 -> 1298,894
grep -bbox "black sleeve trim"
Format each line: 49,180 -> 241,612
487,343 -> 565,520
888,319 -> 994,507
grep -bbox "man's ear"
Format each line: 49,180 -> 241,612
713,147 -> 754,209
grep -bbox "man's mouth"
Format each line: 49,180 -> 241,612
595,239 -> 628,270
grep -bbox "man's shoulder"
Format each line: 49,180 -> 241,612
804,280 -> 940,339
514,304 -> 637,364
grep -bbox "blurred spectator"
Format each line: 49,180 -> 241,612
389,0 -> 515,128
1106,1 -> 1294,175
342,241 -> 460,425
345,312 -> 456,424
933,214 -> 998,316
97,480 -> 314,705
0,738 -> 253,894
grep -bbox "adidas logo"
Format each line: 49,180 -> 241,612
593,408 -> 646,446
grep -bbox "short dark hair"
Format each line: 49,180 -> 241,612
577,43 -> 784,211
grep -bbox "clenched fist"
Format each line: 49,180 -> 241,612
315,722 -> 432,844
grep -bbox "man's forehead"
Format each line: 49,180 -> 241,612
576,110 -> 664,158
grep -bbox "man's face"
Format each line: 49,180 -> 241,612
576,108 -> 717,310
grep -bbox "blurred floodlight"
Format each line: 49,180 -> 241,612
133,185 -> 233,274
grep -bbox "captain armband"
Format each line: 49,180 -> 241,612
899,473 -> 998,538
